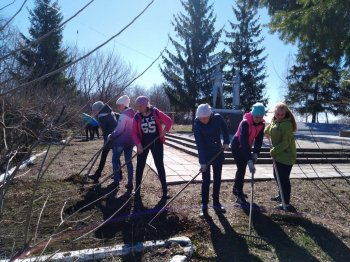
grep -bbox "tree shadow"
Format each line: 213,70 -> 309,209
282,216 -> 350,262
204,212 -> 261,262
245,207 -> 319,262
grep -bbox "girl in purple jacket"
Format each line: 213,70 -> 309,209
109,95 -> 135,190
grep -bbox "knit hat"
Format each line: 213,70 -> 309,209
135,96 -> 150,107
92,101 -> 104,113
196,104 -> 212,118
116,95 -> 130,107
251,102 -> 265,116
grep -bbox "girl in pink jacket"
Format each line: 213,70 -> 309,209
132,96 -> 172,200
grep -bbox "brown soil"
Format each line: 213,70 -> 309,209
1,138 -> 349,261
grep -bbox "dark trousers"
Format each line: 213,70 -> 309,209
94,148 -> 110,177
135,141 -> 167,196
231,149 -> 247,194
201,164 -> 222,206
273,161 -> 293,204
85,125 -> 99,140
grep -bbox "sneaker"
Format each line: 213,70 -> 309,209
87,173 -> 100,184
213,202 -> 226,213
199,205 -> 208,218
236,194 -> 248,205
277,203 -> 292,212
271,195 -> 282,202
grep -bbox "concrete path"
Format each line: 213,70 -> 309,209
145,135 -> 350,185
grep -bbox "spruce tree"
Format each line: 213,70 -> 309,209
225,1 -> 268,112
16,0 -> 73,95
286,42 -> 343,123
160,0 -> 222,119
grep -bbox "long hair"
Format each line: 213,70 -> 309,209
273,102 -> 297,132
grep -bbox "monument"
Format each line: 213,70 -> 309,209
211,63 -> 243,133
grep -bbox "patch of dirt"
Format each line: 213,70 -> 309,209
1,138 -> 350,261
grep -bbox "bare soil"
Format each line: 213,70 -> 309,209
1,138 -> 350,261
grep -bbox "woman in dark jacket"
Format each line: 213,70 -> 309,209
88,101 -> 119,184
193,104 -> 229,218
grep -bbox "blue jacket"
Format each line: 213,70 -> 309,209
82,113 -> 99,127
193,113 -> 229,165
96,104 -> 118,142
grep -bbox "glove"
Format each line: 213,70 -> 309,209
223,144 -> 229,150
252,153 -> 258,163
200,164 -> 207,173
247,160 -> 256,174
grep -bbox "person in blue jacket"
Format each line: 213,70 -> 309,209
193,104 -> 230,218
82,113 -> 100,141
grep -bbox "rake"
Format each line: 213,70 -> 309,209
238,170 -> 267,247
147,149 -> 224,234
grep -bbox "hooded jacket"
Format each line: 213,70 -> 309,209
264,117 -> 296,165
230,112 -> 265,161
96,104 -> 118,142
82,113 -> 99,127
193,113 -> 229,165
110,107 -> 135,148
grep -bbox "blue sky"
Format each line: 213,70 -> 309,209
2,0 -> 297,110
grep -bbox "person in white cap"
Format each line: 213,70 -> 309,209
193,103 -> 230,218
109,95 -> 135,190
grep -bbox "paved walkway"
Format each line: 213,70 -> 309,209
146,135 -> 350,185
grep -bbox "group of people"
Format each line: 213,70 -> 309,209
84,95 -> 297,216
194,101 -> 297,217
86,95 -> 172,200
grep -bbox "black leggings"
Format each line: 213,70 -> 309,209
231,148 -> 247,194
201,164 -> 222,205
135,141 -> 167,196
273,161 -> 293,204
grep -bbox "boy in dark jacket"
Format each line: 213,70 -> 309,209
88,101 -> 121,184
193,104 -> 229,218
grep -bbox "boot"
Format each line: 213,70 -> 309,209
199,204 -> 208,218
213,202 -> 226,213
87,173 -> 100,184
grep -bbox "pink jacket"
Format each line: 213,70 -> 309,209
235,112 -> 265,147
132,107 -> 172,145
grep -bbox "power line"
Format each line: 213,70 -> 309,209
0,0 -> 27,32
0,0 -> 96,62
0,0 -> 16,12
0,0 -> 156,97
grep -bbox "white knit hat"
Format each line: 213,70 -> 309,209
196,103 -> 212,118
92,101 -> 104,113
116,95 -> 130,107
